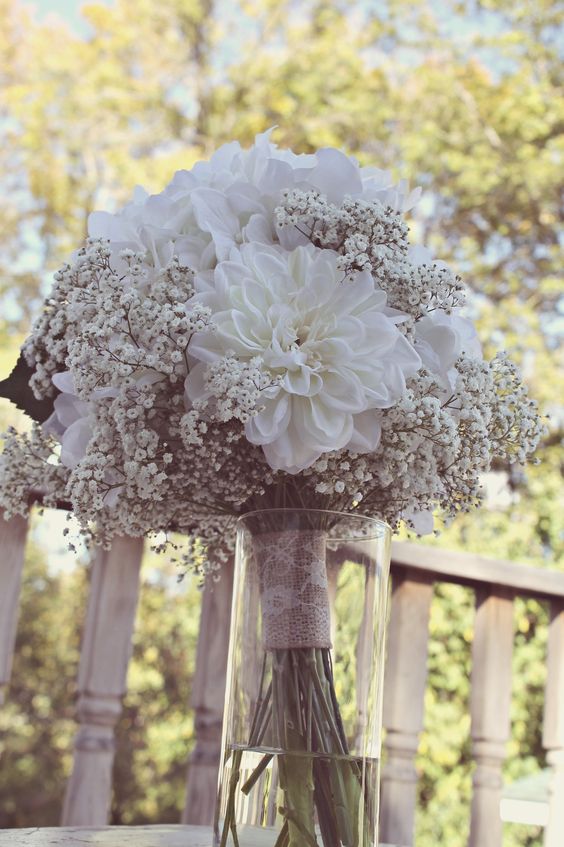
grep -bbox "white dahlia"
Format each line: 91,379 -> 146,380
186,243 -> 421,473
87,129 -> 421,274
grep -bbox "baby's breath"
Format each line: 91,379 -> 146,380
0,135 -> 545,561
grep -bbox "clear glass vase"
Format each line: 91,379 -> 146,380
214,508 -> 391,847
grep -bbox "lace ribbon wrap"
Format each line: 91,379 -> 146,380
252,529 -> 332,650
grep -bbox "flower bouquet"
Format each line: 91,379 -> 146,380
0,130 -> 543,845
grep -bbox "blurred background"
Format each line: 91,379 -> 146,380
0,1 -> 562,845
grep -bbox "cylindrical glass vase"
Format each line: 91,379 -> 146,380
215,508 -> 391,847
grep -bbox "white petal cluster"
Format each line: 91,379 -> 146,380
0,131 -> 545,550
187,243 -> 420,472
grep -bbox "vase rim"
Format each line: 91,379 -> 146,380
236,507 -> 391,541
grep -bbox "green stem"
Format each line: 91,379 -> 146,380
224,647 -> 375,846
250,681 -> 272,746
281,806 -> 322,847
247,652 -> 268,743
306,672 -> 313,752
273,821 -> 290,847
274,649 -> 318,847
313,757 -> 341,847
219,749 -> 242,847
229,818 -> 240,847
241,753 -> 273,795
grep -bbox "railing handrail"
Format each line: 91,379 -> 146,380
391,540 -> 564,601
25,495 -> 564,600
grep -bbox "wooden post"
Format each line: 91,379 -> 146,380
61,536 -> 144,826
327,557 -> 341,647
355,561 -> 378,752
543,600 -> 564,847
0,511 -> 28,705
469,587 -> 514,847
182,557 -> 234,826
380,570 -> 434,847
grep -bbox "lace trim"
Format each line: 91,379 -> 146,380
252,529 -> 331,649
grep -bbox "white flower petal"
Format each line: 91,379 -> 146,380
243,213 -> 275,244
184,362 -> 213,406
60,418 -> 92,469
42,410 -> 66,439
404,509 -> 434,535
191,187 -> 240,259
300,147 -> 363,204
261,426 -> 322,474
52,371 -> 75,393
245,394 -> 290,445
346,410 -> 383,453
53,393 -> 90,429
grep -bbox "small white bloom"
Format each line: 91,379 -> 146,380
415,310 -> 482,389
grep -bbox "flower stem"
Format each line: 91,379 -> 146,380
220,647 -> 375,846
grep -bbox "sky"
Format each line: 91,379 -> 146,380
27,0 -> 112,36
26,0 -> 520,80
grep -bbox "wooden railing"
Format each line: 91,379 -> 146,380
1,508 -> 563,846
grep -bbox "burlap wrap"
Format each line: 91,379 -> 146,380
252,529 -> 332,650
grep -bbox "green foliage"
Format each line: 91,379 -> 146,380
0,528 -> 202,826
0,0 -> 562,842
0,531 -> 86,826
417,583 -> 473,847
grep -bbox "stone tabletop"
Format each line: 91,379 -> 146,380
0,826 -> 403,847
0,828 -> 206,847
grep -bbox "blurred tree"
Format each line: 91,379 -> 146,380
0,0 -> 218,335
0,524 -> 202,826
0,533 -> 86,826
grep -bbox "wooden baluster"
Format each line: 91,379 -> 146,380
380,570 -> 433,847
0,511 -> 28,705
182,556 -> 233,826
543,600 -> 564,847
327,554 -> 342,649
355,561 -> 377,752
469,587 -> 514,847
61,536 -> 144,825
